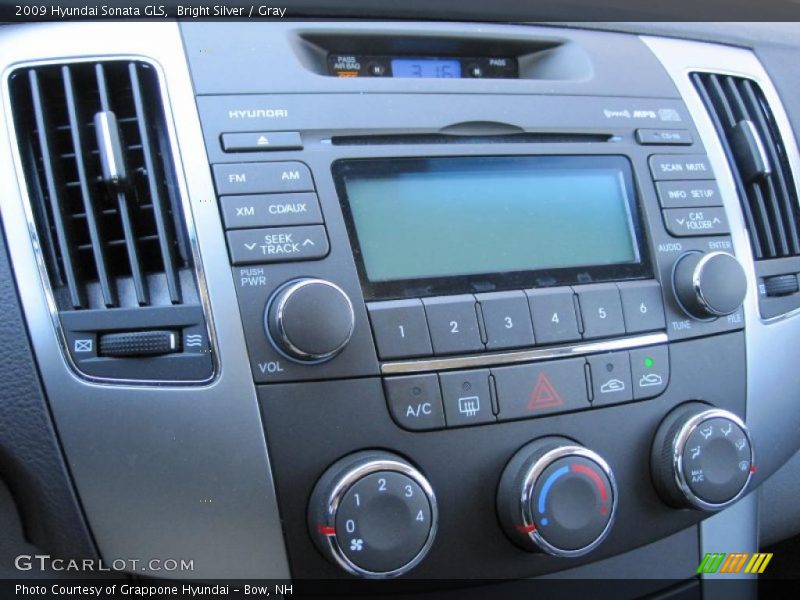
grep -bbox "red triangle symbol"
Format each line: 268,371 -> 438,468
528,372 -> 564,411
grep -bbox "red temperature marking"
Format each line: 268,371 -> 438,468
317,525 -> 336,536
571,463 -> 608,502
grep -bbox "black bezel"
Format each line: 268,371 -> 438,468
333,155 -> 652,301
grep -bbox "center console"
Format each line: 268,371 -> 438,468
186,22 -> 755,579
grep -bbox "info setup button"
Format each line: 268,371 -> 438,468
226,225 -> 329,264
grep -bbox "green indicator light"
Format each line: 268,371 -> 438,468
644,357 -> 655,369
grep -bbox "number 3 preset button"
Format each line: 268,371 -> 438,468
476,291 -> 535,350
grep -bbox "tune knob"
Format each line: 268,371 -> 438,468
308,451 -> 437,578
497,438 -> 617,557
672,251 -> 747,319
265,278 -> 354,362
651,403 -> 754,511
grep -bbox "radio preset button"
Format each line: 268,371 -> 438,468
212,161 -> 314,195
422,296 -> 484,355
493,358 -> 589,421
587,352 -> 633,406
663,207 -> 730,237
227,225 -> 329,264
629,345 -> 669,400
618,281 -> 666,334
439,369 -> 495,427
636,129 -> 693,146
384,374 -> 445,431
476,291 -> 535,350
575,284 -> 625,340
656,181 -> 722,209
526,288 -> 581,345
220,193 -> 323,229
649,155 -> 714,181
367,300 -> 433,360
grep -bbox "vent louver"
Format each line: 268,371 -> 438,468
8,60 -> 213,382
9,60 -> 193,310
692,72 -> 800,261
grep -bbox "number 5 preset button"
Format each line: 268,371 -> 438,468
367,300 -> 433,360
422,295 -> 484,355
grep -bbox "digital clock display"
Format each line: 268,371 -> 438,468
390,58 -> 462,78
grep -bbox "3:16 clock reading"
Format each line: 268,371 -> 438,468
390,59 -> 462,78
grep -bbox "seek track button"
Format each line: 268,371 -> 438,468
227,225 -> 329,264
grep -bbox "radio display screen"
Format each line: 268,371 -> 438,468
334,156 -> 648,298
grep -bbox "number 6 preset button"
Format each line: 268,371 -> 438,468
476,291 -> 535,350
367,300 -> 433,360
422,295 -> 484,355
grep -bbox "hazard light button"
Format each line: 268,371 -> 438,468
492,358 -> 589,421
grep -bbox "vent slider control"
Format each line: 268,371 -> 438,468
98,330 -> 181,358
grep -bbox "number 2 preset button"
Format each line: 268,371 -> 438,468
476,291 -> 535,350
367,300 -> 433,360
422,295 -> 484,355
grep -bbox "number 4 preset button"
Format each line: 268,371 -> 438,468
526,287 -> 581,345
367,300 -> 433,360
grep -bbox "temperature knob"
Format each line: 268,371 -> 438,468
672,251 -> 747,319
651,403 -> 754,510
497,438 -> 617,557
308,451 -> 437,578
265,278 -> 354,362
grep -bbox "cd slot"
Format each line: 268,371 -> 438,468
332,132 -> 615,146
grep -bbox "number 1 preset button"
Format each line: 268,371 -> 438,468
367,300 -> 433,360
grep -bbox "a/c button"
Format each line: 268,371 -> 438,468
384,374 -> 445,431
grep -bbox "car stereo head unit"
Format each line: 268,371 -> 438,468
197,84 -> 751,580
334,154 -> 650,299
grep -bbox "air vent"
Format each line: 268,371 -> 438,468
692,72 -> 800,261
9,61 -> 194,309
8,60 -> 213,382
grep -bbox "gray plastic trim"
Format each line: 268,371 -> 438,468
0,22 -> 289,578
642,36 -> 798,587
642,34 -> 800,487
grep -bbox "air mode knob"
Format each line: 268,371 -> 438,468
651,403 -> 754,511
265,278 -> 354,363
308,451 -> 437,578
672,251 -> 747,319
497,438 -> 618,557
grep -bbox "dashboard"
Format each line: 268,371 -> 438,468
0,16 -> 799,595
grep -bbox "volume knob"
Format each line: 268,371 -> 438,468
672,251 -> 747,319
265,278 -> 355,362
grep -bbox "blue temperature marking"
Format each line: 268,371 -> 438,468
538,465 -> 570,515
541,517 -> 549,526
